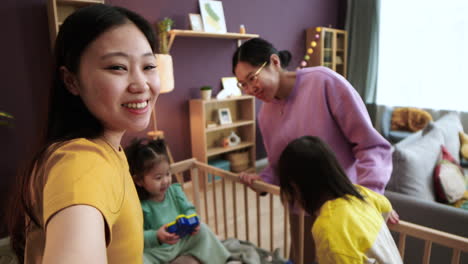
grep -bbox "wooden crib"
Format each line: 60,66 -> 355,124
171,158 -> 468,264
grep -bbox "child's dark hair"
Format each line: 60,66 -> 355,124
232,38 -> 292,74
278,136 -> 364,215
125,138 -> 170,200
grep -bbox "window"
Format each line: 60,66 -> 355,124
377,0 -> 468,111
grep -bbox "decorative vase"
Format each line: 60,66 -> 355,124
155,54 -> 174,93
201,89 -> 212,100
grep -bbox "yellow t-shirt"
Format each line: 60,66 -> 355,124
25,138 -> 143,264
312,185 -> 402,264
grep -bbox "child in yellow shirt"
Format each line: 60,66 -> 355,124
278,136 -> 402,264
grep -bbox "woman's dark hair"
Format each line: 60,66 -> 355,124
277,136 -> 364,215
125,138 -> 170,200
7,4 -> 156,261
232,38 -> 292,74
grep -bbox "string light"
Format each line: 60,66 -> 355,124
298,27 -> 321,69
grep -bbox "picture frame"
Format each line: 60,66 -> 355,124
199,0 -> 227,34
218,108 -> 232,125
217,77 -> 242,99
188,13 -> 204,31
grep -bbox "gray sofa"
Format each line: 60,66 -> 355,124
375,105 -> 468,263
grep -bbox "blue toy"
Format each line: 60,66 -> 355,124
166,214 -> 200,238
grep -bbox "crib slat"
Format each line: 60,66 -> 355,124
244,184 -> 250,241
256,192 -> 261,247
222,177 -> 228,238
190,168 -> 201,212
284,204 -> 289,258
212,175 -> 218,234
270,194 -> 274,252
232,182 -> 238,238
178,171 -> 185,192
422,240 -> 432,264
203,170 -> 209,226
451,249 -> 460,264
398,233 -> 406,259
298,210 -> 305,264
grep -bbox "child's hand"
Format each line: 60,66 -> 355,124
190,224 -> 201,236
387,210 -> 400,225
157,224 -> 180,245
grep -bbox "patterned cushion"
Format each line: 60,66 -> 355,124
433,112 -> 463,163
433,145 -> 466,203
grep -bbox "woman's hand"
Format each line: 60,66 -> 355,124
238,172 -> 266,194
157,224 -> 180,245
387,210 -> 400,225
238,172 -> 262,186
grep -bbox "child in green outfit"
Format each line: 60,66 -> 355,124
125,139 -> 231,264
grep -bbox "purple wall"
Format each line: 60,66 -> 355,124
0,0 -> 345,236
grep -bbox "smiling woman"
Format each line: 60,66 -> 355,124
7,4 -> 159,263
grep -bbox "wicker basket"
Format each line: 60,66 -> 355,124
226,151 -> 249,172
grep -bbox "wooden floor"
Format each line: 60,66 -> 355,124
181,178 -> 290,256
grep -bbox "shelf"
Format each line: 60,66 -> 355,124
57,0 -> 103,6
206,120 -> 254,133
207,142 -> 254,157
167,29 -> 259,52
169,29 -> 258,40
193,95 -> 253,104
47,0 -> 105,49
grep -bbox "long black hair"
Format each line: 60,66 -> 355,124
7,4 -> 156,261
232,38 -> 292,73
125,138 -> 170,200
277,136 -> 364,215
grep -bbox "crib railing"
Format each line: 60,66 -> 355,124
389,220 -> 468,264
170,158 -> 299,263
170,158 -> 468,264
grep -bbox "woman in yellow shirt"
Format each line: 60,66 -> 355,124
278,136 -> 402,264
8,4 -> 159,263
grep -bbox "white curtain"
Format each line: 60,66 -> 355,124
377,0 -> 468,111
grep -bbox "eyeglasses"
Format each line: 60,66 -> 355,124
237,61 -> 267,90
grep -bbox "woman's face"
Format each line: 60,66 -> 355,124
234,60 -> 279,102
68,23 -> 160,134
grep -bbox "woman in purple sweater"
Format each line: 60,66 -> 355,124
232,38 -> 393,263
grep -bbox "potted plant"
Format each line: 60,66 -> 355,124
156,17 -> 175,94
200,86 -> 212,100
157,17 -> 174,55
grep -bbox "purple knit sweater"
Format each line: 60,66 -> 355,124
258,67 -> 392,194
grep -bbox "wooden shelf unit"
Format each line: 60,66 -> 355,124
167,29 -> 259,52
189,96 -> 256,172
306,27 -> 348,78
47,0 -> 104,48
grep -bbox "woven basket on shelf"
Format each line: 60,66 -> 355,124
227,151 -> 249,172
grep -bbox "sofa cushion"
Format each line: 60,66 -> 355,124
387,123 -> 444,201
433,145 -> 466,203
433,112 -> 463,163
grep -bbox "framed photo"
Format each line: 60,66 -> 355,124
217,77 -> 241,99
218,108 -> 232,125
189,13 -> 204,31
199,0 -> 227,34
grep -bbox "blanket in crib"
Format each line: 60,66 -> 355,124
223,238 -> 292,264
